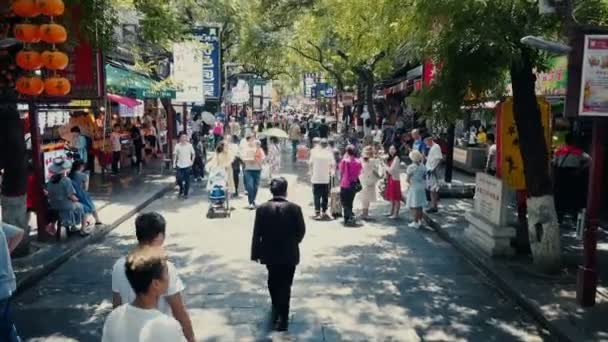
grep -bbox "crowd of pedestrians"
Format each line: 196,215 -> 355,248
174,111 -> 446,226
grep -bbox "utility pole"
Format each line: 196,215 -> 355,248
550,0 -> 607,307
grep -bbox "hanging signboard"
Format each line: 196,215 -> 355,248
303,73 -> 316,98
172,41 -> 205,103
536,56 -> 568,97
193,26 -> 221,100
118,103 -> 144,117
579,35 -> 608,116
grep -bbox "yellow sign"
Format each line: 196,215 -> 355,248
68,100 -> 92,107
498,97 -> 551,190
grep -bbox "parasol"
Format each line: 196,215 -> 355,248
201,112 -> 216,125
260,128 -> 289,139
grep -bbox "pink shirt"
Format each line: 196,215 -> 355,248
213,123 -> 224,136
339,157 -> 362,188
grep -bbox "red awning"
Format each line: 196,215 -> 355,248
107,93 -> 141,108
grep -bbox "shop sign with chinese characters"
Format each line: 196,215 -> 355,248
193,26 -> 221,100
579,35 -> 608,116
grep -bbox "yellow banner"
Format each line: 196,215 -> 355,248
498,97 -> 551,190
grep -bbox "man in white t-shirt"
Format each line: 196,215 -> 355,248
103,247 -> 186,342
424,136 -> 443,214
173,132 -> 195,199
111,212 -> 194,342
309,139 -> 335,220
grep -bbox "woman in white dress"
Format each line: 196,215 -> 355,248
266,136 -> 282,180
406,150 -> 428,228
357,146 -> 380,220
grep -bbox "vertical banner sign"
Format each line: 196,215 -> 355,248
497,97 -> 551,190
172,42 -> 205,103
193,26 -> 221,100
579,35 -> 608,116
303,73 -> 316,98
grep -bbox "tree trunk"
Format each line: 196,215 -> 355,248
510,49 -> 560,272
0,103 -> 28,255
355,79 -> 365,126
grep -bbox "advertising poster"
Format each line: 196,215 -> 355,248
193,26 -> 221,100
536,56 -> 568,96
172,42 -> 205,103
580,35 -> 608,116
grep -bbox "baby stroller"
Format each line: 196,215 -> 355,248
206,166 -> 231,218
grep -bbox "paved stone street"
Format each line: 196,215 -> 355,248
13,160 -> 552,341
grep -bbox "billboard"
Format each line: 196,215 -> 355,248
193,26 -> 221,100
579,35 -> 608,116
303,73 -> 316,98
172,42 -> 205,103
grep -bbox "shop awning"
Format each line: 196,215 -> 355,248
107,93 -> 141,108
105,64 -> 176,99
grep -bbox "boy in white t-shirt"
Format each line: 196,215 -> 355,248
111,212 -> 194,342
103,247 -> 186,342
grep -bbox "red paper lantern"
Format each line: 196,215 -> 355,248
12,0 -> 40,18
44,77 -> 71,96
40,24 -> 67,44
16,50 -> 42,70
36,0 -> 65,16
14,24 -> 41,43
16,76 -> 44,96
41,51 -> 69,70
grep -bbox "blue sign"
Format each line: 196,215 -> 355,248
193,26 -> 221,100
324,86 -> 336,98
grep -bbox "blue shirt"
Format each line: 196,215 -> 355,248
413,139 -> 428,156
0,224 -> 20,300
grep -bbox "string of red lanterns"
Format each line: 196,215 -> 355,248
12,0 -> 71,97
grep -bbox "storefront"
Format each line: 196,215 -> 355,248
104,62 -> 176,163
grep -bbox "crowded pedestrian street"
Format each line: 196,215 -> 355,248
3,1 -> 608,341
12,154 -> 550,341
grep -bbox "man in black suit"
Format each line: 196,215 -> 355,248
251,177 -> 306,332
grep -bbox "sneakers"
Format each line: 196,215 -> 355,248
248,203 -> 256,210
322,213 -> 332,220
408,221 -> 423,229
313,213 -> 322,220
426,207 -> 439,214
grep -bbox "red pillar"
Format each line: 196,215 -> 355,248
29,103 -> 51,241
577,117 -> 608,306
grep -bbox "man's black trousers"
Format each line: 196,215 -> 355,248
266,264 -> 296,323
312,183 -> 329,214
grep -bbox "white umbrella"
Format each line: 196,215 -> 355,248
260,128 -> 289,139
201,112 -> 215,125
